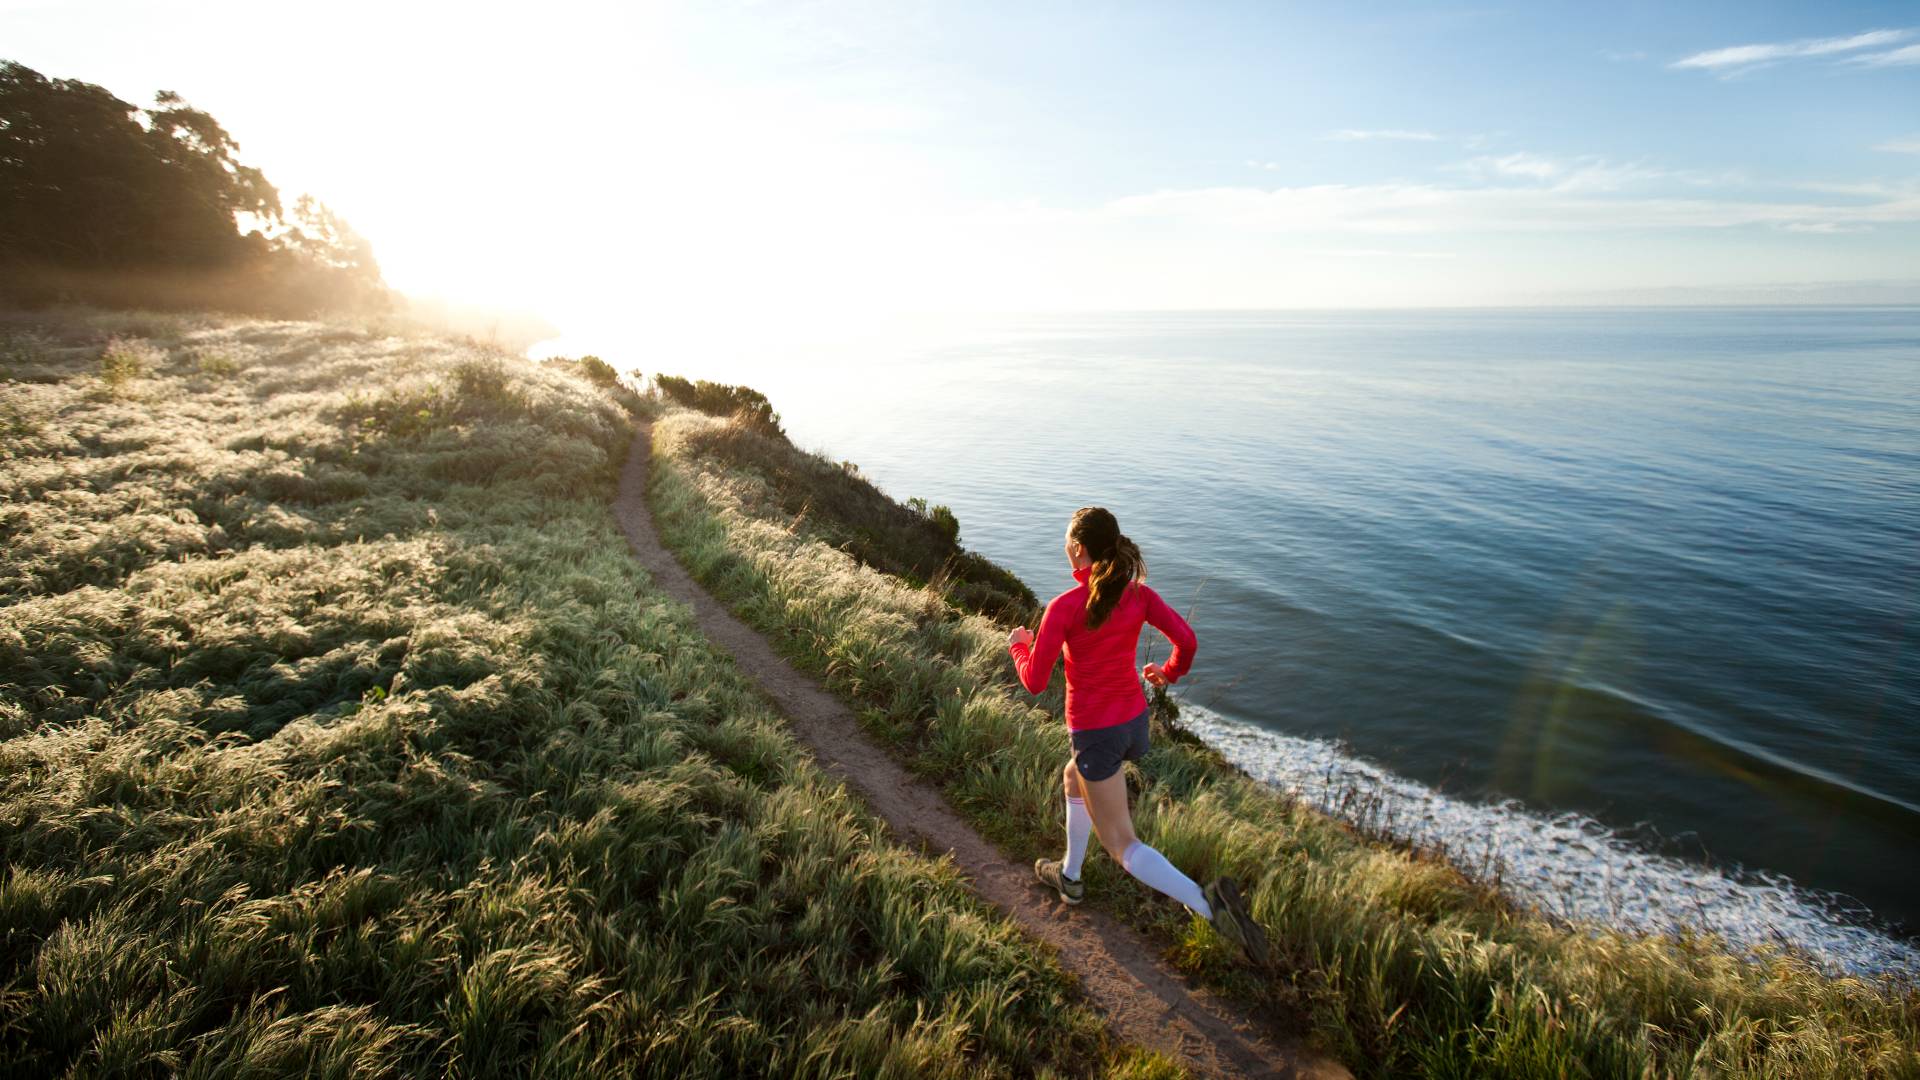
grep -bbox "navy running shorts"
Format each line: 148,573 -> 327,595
1071,707 -> 1151,782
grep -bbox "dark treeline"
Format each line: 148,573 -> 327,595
0,60 -> 387,317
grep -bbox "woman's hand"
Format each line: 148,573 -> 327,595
1142,662 -> 1167,687
1009,627 -> 1034,649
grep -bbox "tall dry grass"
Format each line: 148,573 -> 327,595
0,310 -> 1160,1078
666,416 -> 1036,623
648,406 -> 1920,1079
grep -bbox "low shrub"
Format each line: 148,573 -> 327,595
97,335 -> 161,387
573,355 -> 650,419
907,497 -> 962,545
576,354 -> 621,387
655,374 -> 783,436
668,413 -> 1035,623
193,346 -> 242,375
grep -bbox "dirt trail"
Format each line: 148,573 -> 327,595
614,426 -> 1351,1080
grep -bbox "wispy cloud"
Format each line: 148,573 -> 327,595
1849,42 -> 1920,66
1448,153 -> 1736,194
1471,152 -> 1561,180
1314,248 -> 1458,259
1875,135 -> 1920,154
1324,129 -> 1441,142
1789,178 -> 1911,197
1671,28 -> 1909,73
1092,178 -> 1920,235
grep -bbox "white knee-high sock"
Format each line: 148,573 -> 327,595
1121,840 -> 1212,918
1063,796 -> 1093,880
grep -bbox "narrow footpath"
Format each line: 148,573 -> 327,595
614,425 -> 1351,1080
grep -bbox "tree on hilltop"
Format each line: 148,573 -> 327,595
0,59 -> 387,315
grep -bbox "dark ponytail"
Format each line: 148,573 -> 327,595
1070,507 -> 1145,630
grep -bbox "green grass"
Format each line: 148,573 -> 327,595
647,406 -> 1920,1079
0,309 -> 1168,1078
96,335 -> 164,389
664,412 -> 1037,623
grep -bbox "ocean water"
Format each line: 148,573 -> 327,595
558,307 -> 1920,975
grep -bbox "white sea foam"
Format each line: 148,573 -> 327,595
1172,696 -> 1920,979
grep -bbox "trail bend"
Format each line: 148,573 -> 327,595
614,424 -> 1350,1080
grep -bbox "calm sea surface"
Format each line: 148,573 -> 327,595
558,307 -> 1920,973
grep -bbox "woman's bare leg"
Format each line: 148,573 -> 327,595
1072,760 -> 1137,863
1070,761 -> 1211,917
1059,760 -> 1094,880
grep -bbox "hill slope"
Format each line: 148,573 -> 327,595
646,404 -> 1920,1078
0,310 -> 1149,1078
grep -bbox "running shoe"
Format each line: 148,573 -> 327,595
1204,876 -> 1269,964
1034,858 -> 1085,904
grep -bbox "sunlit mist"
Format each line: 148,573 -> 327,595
11,1 -> 1919,346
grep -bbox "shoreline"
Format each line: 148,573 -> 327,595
1168,694 -> 1920,979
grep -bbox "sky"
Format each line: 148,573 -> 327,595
7,0 -> 1920,340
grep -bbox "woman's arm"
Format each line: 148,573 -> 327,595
1009,597 -> 1072,694
1141,585 -> 1197,684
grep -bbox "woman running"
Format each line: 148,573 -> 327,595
1008,506 -> 1266,960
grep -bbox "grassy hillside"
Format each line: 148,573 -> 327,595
0,310 -> 1176,1078
659,406 -> 1038,623
647,407 -> 1920,1079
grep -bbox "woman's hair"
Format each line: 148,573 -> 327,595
1070,506 -> 1145,630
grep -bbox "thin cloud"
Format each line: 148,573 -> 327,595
1849,42 -> 1920,66
1875,135 -> 1920,154
1671,28 -> 1908,72
1095,179 -> 1920,235
1474,153 -> 1561,180
1324,129 -> 1441,142
1791,178 -> 1909,197
1314,248 -> 1458,259
1783,222 -> 1870,234
1449,153 -> 1728,194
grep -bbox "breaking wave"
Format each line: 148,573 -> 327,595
1172,697 -> 1920,979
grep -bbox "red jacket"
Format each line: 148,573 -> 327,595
1009,564 -> 1197,731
